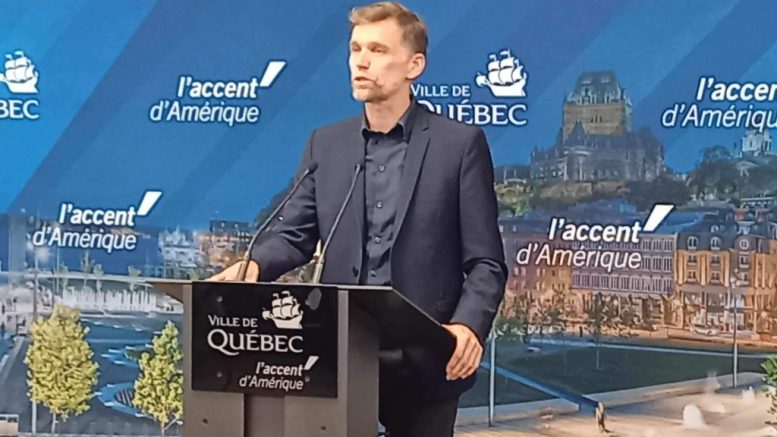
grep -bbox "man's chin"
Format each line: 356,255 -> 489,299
352,90 -> 385,103
352,89 -> 371,102
351,92 -> 365,102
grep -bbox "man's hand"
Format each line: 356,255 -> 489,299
442,323 -> 483,381
205,260 -> 260,282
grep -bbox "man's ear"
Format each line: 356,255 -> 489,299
407,52 -> 426,81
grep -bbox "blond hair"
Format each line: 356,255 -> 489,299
349,2 -> 428,55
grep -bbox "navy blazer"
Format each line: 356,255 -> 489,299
252,103 -> 507,399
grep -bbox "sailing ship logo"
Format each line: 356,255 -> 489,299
475,49 -> 527,98
262,291 -> 303,330
0,50 -> 39,94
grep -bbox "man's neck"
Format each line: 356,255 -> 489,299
364,92 -> 412,133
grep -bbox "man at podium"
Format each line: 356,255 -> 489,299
209,2 -> 507,436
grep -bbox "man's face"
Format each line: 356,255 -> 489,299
349,19 -> 421,103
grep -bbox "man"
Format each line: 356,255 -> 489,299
209,2 -> 506,436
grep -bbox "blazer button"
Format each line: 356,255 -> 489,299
352,266 -> 359,277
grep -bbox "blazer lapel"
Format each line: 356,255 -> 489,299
394,109 -> 430,240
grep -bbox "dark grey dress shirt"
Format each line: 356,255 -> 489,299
360,102 -> 418,286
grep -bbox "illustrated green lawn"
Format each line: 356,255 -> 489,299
460,369 -> 550,408
500,346 -> 766,395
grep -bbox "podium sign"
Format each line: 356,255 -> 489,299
191,282 -> 338,397
148,279 -> 453,437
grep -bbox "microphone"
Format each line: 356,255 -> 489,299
236,162 -> 318,281
311,162 -> 363,283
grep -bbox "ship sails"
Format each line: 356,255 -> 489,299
280,291 -> 298,318
500,50 -> 524,85
476,49 -> 528,97
0,50 -> 39,94
262,291 -> 302,324
3,51 -> 36,83
486,50 -> 523,86
487,54 -> 501,85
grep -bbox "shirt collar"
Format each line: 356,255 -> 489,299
361,97 -> 418,142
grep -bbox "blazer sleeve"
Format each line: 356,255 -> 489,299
251,130 -> 320,281
449,128 -> 508,343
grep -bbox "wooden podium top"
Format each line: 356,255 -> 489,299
145,279 -> 395,304
145,278 -> 190,302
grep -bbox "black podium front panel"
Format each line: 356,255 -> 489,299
191,282 -> 338,398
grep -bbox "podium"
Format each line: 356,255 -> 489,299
149,279 -> 455,437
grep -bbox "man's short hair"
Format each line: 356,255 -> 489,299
349,2 -> 428,56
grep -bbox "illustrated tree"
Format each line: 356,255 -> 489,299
548,288 -> 567,332
626,175 -> 691,212
57,262 -> 69,295
743,162 -> 777,197
620,306 -> 638,337
547,288 -> 571,373
93,263 -> 104,294
763,355 -> 777,427
660,294 -> 676,326
601,295 -> 622,336
494,297 -> 531,343
187,268 -> 201,281
79,251 -> 95,293
128,265 -> 142,293
565,295 -> 580,325
495,180 -> 534,217
534,299 -> 552,337
24,304 -> 99,433
586,293 -> 606,369
688,146 -> 742,200
679,291 -> 690,329
133,321 -> 183,435
533,291 -> 567,338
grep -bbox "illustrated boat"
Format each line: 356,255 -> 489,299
476,49 -> 527,97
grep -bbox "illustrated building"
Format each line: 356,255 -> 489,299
676,209 -> 777,335
531,71 -> 664,183
740,129 -> 773,157
562,71 -> 631,138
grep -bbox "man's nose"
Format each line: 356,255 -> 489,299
355,51 -> 370,68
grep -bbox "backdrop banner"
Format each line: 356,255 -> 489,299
1,1 -> 776,434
